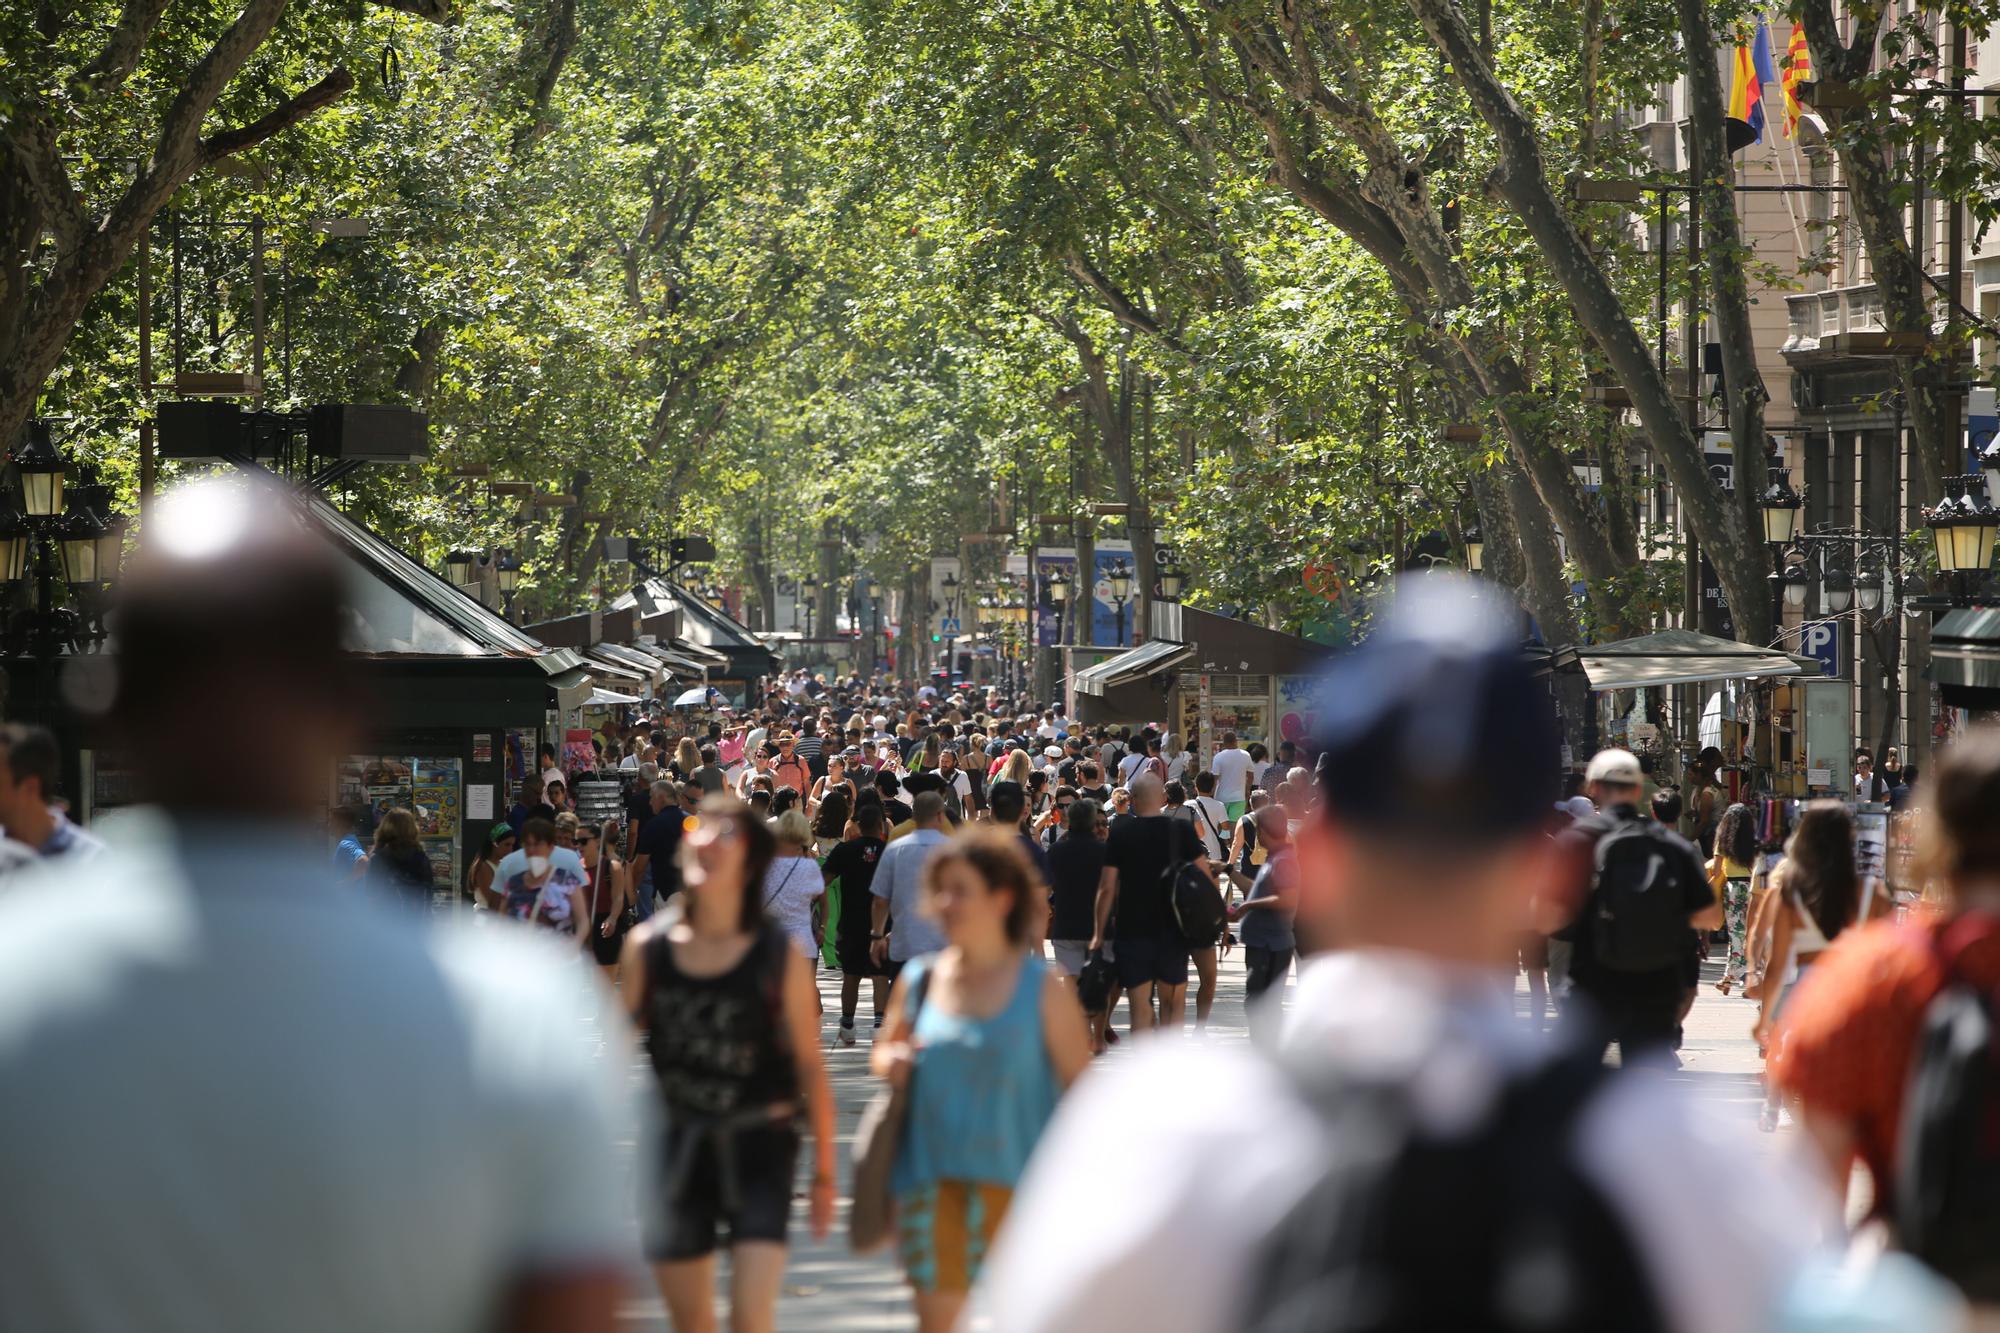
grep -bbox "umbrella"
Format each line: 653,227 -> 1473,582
672,684 -> 722,707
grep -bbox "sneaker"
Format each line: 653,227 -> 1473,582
872,1013 -> 884,1029
837,1023 -> 856,1048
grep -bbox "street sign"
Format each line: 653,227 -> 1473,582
1799,619 -> 1841,678
940,617 -> 960,634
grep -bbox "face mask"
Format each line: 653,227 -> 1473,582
526,854 -> 551,876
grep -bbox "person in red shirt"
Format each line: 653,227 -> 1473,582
1770,727 -> 2000,1215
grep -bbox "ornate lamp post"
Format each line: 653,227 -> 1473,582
1108,560 -> 1133,646
1464,526 -> 1485,574
1927,474 -> 1999,604
4,424 -> 126,722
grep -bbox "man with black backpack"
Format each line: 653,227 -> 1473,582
1558,748 -> 1721,1068
1091,772 -> 1209,1036
973,576 -> 1828,1333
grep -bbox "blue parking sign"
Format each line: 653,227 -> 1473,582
1798,620 -> 1841,679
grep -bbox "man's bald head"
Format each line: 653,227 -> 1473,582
112,476 -> 359,817
1128,772 -> 1165,813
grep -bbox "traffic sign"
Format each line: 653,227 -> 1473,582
940,617 -> 960,634
1799,619 -> 1841,678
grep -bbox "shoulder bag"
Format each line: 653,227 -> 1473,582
848,963 -> 933,1253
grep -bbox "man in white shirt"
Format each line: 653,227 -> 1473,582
975,576 -> 1830,1333
1208,730 -> 1257,821
0,477 -> 629,1333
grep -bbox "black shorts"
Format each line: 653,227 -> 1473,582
1113,934 -> 1189,989
589,913 -> 626,966
644,1120 -> 800,1261
836,934 -> 881,977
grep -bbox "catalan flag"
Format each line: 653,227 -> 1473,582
1782,21 -> 1812,137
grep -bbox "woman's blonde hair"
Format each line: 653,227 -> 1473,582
769,808 -> 813,849
675,737 -> 702,773
1001,749 -> 1033,787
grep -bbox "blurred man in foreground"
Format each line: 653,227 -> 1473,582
0,476 -> 631,1333
973,575 -> 1829,1333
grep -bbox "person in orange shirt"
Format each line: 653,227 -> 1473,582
1770,730 -> 2000,1276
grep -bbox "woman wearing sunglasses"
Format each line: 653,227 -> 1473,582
620,797 -> 835,1333
579,819 -> 632,982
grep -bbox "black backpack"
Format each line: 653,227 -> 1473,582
1164,854 -> 1226,949
1586,820 -> 1692,973
1241,1044 -> 1665,1333
1895,926 -> 2000,1303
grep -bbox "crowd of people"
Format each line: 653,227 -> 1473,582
4,475 -> 2000,1333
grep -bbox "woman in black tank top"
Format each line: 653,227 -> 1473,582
619,796 -> 835,1331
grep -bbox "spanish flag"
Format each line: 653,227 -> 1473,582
1725,21 -> 1778,152
1782,21 -> 1812,137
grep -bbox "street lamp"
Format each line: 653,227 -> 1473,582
2,427 -> 125,721
1761,468 -> 1803,546
14,421 -> 65,519
1464,526 -> 1485,574
1856,564 -> 1883,614
1046,567 -> 1069,646
494,549 -> 520,594
803,573 -> 819,639
1107,560 -> 1133,645
1927,474 -> 1999,599
1821,565 -> 1853,615
1769,560 -> 1809,610
443,549 -> 478,587
1159,563 -> 1187,601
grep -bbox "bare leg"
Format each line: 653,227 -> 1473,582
725,1241 -> 788,1333
1191,949 -> 1217,1026
871,975 -> 889,1024
914,1290 -> 968,1333
654,1257 -> 718,1333
840,974 -> 860,1026
1156,982 -> 1187,1032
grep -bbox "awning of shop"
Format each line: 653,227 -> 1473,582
582,651 -> 649,693
585,687 -> 642,707
1930,607 -> 2000,702
590,642 -> 671,691
547,665 -> 594,715
1153,602 -> 1336,676
612,579 -> 780,679
1575,628 -> 1818,691
1073,637 -> 1194,696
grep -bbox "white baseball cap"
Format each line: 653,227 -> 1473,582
1583,749 -> 1643,786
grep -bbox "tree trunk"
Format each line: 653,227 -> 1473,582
1795,0 -> 1953,505
1678,0 -> 1778,644
1404,0 -> 1773,644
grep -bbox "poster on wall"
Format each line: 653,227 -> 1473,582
1277,675 -> 1321,756
505,729 -> 536,796
562,728 -> 597,776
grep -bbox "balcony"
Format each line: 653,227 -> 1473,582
1784,281 -> 1938,366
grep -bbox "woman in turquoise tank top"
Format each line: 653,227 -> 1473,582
871,829 -> 1092,1333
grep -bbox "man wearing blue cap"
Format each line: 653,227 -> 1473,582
972,575 -> 1829,1333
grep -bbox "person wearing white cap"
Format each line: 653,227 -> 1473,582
1551,749 -> 1720,1067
